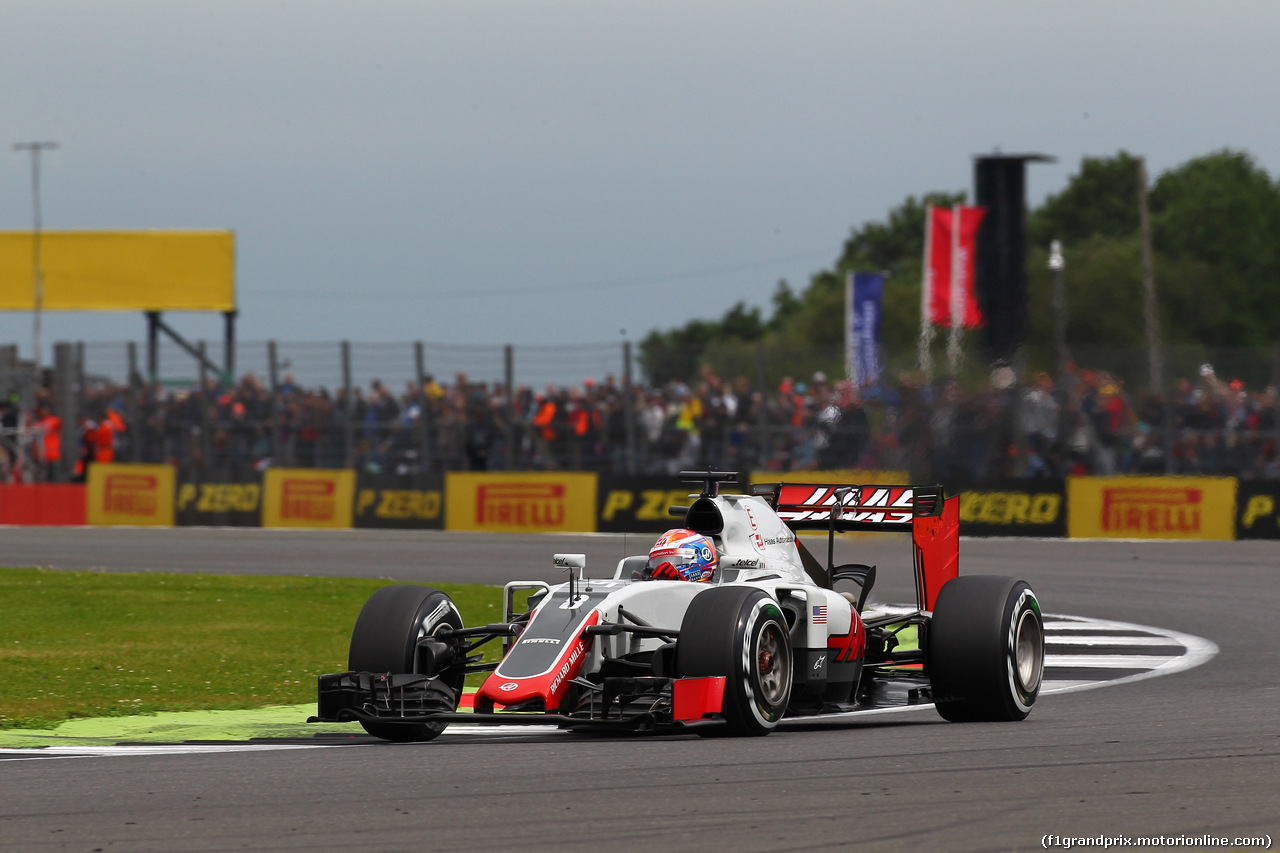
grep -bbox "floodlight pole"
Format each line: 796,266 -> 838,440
13,141 -> 59,372
1048,239 -> 1069,382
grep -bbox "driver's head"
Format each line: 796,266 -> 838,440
646,528 -> 717,582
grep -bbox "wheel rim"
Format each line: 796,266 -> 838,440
754,621 -> 791,706
1013,608 -> 1043,693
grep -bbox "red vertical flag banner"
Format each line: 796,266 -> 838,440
926,206 -> 954,325
953,205 -> 986,328
925,205 -> 986,328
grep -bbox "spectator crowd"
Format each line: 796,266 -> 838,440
5,359 -> 1279,486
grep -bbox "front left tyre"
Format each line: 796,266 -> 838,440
348,584 -> 465,742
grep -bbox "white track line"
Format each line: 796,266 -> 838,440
1046,654 -> 1183,668
1046,635 -> 1182,646
1038,615 -> 1218,696
0,614 -> 1217,756
0,744 -> 330,761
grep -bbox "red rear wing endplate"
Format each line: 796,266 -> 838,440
911,495 -> 959,611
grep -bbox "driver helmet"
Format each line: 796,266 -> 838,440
647,528 -> 718,582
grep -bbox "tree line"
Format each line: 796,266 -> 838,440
640,150 -> 1280,387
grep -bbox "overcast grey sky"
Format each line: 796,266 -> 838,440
3,1 -> 1278,365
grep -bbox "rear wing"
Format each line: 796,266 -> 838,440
751,483 -> 944,531
752,482 -> 958,612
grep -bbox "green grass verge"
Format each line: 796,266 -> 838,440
0,568 -> 505,731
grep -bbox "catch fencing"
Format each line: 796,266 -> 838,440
4,339 -> 1280,492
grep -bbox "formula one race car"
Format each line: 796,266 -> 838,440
312,472 -> 1045,739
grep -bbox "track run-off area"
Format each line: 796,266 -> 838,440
1,528 -> 1276,852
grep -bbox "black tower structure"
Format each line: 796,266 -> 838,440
973,153 -> 1054,363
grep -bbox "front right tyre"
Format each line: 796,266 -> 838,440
678,586 -> 793,736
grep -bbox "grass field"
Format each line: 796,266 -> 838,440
0,568 -> 505,730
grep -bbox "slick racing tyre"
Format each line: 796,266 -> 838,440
678,587 -> 793,736
927,575 -> 1044,722
348,585 -> 465,742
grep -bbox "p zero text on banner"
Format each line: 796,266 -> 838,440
957,479 -> 1066,537
1235,480 -> 1280,539
262,468 -> 356,529
446,472 -> 597,533
1067,476 -> 1236,540
86,463 -> 177,527
176,470 -> 263,527
598,475 -> 711,533
354,473 -> 444,530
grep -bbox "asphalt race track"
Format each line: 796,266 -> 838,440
2,528 -> 1278,852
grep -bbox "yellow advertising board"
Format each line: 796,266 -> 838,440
1067,476 -> 1236,540
86,463 -> 176,527
750,469 -> 910,487
446,472 -> 598,533
262,468 -> 356,529
0,231 -> 234,312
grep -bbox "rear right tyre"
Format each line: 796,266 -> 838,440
927,575 -> 1044,722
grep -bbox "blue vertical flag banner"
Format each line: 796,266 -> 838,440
846,271 -> 884,386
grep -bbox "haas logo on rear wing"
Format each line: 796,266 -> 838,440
767,484 -> 944,529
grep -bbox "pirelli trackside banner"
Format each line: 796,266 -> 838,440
1235,480 -> 1280,539
176,470 -> 262,527
958,479 -> 1066,538
354,474 -> 444,530
597,475 -> 710,533
1067,476 -> 1235,541
446,472 -> 596,533
87,463 -> 176,527
262,468 -> 356,529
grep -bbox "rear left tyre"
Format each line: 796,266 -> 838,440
348,584 -> 465,742
927,575 -> 1044,722
678,586 -> 793,736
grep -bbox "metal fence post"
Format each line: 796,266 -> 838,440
197,341 -> 212,470
147,312 -> 160,384
504,344 -> 515,470
127,341 -> 141,461
414,341 -> 431,480
223,310 -> 237,386
267,341 -> 281,465
1272,345 -> 1280,469
342,340 -> 354,469
54,342 -> 77,482
623,340 -> 636,475
757,342 -> 770,468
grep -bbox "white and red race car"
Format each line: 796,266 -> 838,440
313,472 -> 1045,739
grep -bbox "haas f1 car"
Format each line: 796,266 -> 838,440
313,472 -> 1045,739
